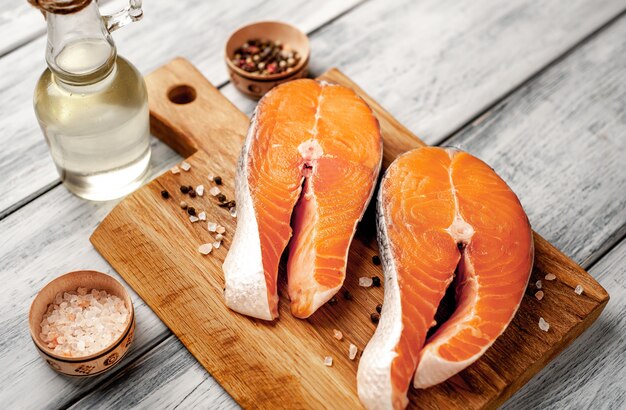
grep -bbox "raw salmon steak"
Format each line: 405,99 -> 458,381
223,79 -> 382,320
358,147 -> 533,409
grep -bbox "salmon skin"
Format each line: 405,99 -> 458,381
358,147 -> 533,409
223,79 -> 382,321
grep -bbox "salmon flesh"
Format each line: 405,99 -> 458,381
223,79 -> 382,320
357,147 -> 534,409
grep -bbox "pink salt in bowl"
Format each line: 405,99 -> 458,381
28,270 -> 135,377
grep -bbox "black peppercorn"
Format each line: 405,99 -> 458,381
328,297 -> 338,306
180,185 -> 190,194
161,190 -> 169,199
370,312 -> 380,324
187,207 -> 196,216
343,290 -> 353,301
217,193 -> 227,203
372,276 -> 381,287
189,190 -> 196,198
214,176 -> 223,185
372,255 -> 381,265
376,304 -> 382,314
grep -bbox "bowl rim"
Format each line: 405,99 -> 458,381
224,20 -> 310,81
29,270 -> 135,362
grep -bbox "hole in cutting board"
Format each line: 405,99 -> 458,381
168,85 -> 197,104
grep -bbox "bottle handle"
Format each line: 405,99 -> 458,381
103,0 -> 143,33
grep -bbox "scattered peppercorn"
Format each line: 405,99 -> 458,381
187,207 -> 196,216
372,276 -> 381,287
180,201 -> 188,210
370,312 -> 380,324
189,190 -> 197,198
328,297 -> 338,306
218,200 -> 236,208
343,290 -> 353,301
232,39 -> 300,76
180,185 -> 190,194
214,176 -> 223,185
161,190 -> 169,199
372,255 -> 381,265
217,193 -> 227,203
376,304 -> 382,314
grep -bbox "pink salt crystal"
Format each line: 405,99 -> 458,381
198,243 -> 213,255
208,173 -> 215,182
230,207 -> 237,218
574,285 -> 584,295
216,225 -> 226,234
208,222 -> 217,232
535,280 -> 542,289
538,317 -> 550,332
189,215 -> 199,223
170,166 -> 180,174
198,212 -> 206,221
180,161 -> 191,171
215,233 -> 224,241
196,185 -> 205,197
349,344 -> 358,360
545,273 -> 557,281
333,329 -> 343,341
213,241 -> 221,249
359,277 -> 373,287
209,186 -> 220,196
324,356 -> 333,367
535,290 -> 544,301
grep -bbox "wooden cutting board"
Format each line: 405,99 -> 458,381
91,58 -> 609,409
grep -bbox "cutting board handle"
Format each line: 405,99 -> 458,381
146,57 -> 249,157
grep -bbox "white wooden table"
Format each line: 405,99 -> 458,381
1,0 -> 625,408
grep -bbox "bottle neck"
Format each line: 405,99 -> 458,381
45,0 -> 116,85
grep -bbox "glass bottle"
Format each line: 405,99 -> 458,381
33,0 -> 151,201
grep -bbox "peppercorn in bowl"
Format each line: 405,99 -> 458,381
225,21 -> 310,98
28,270 -> 135,377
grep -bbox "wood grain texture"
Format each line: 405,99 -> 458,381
89,59 -> 608,409
445,13 -> 626,270
504,237 -> 626,410
0,0 -> 362,218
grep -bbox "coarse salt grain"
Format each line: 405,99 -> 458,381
230,207 -> 237,218
213,241 -> 221,249
535,290 -> 544,301
574,285 -> 584,295
215,233 -> 224,241
198,212 -> 206,221
545,273 -> 557,281
196,185 -> 204,197
333,329 -> 343,341
208,222 -> 217,232
170,166 -> 180,174
216,225 -> 226,234
40,288 -> 129,357
208,173 -> 214,182
198,243 -> 213,255
181,161 -> 191,171
538,317 -> 550,332
209,186 -> 220,196
324,356 -> 333,367
359,277 -> 373,287
535,280 -> 542,289
189,215 -> 199,223
349,344 -> 358,360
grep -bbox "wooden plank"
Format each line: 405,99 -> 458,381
505,237 -> 626,409
0,0 -> 362,219
89,59 -> 607,409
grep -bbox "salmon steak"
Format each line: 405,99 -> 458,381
223,79 -> 382,320
358,147 -> 533,409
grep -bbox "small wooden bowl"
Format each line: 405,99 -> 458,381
28,270 -> 135,377
225,21 -> 310,99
